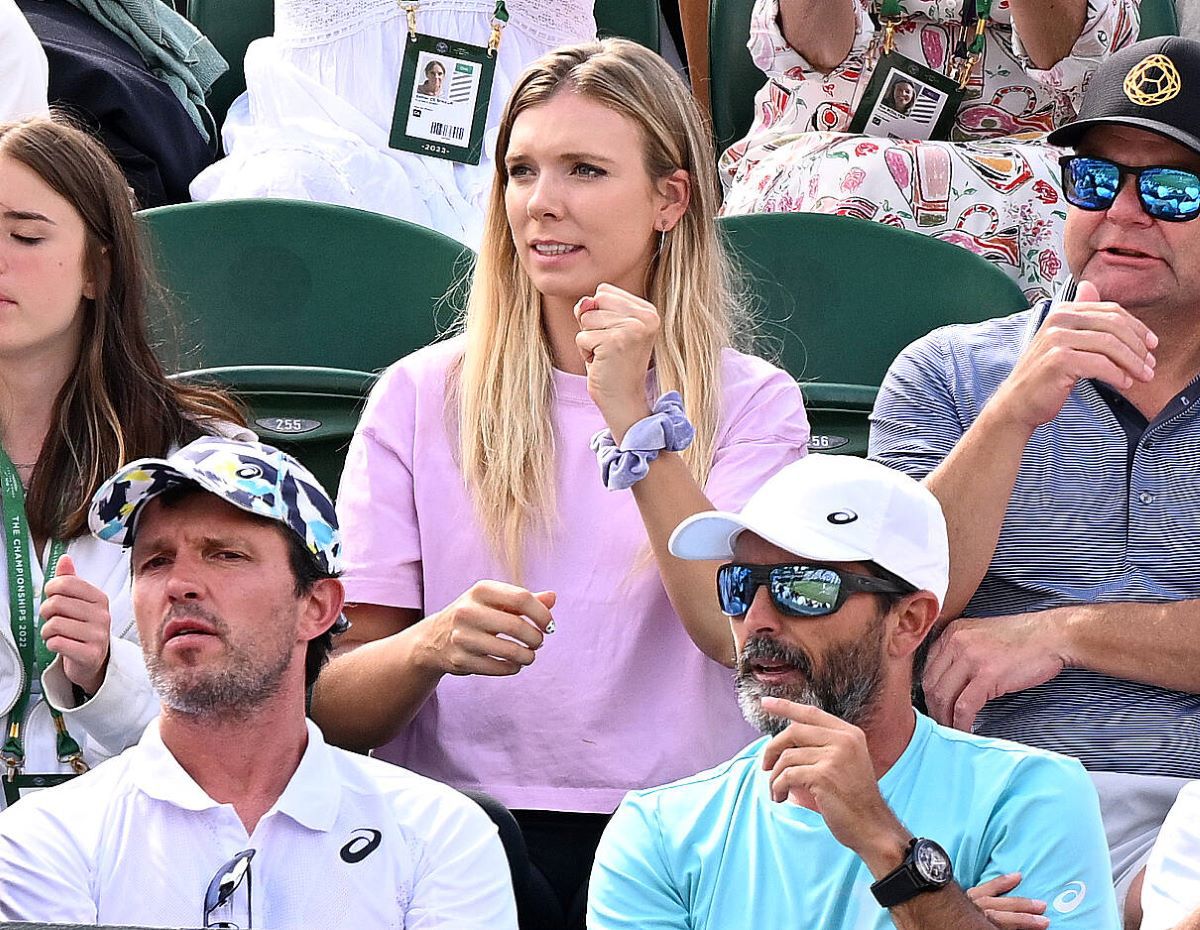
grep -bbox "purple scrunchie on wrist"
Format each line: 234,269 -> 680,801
589,391 -> 696,491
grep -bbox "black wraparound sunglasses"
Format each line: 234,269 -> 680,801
717,563 -> 913,618
1060,155 -> 1200,222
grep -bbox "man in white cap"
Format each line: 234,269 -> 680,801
0,436 -> 516,929
587,454 -> 1118,930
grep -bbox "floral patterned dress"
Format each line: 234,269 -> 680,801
720,0 -> 1141,300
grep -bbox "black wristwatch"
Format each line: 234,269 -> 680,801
870,837 -> 953,908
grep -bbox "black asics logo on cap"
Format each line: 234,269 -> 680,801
340,829 -> 382,863
827,511 -> 858,525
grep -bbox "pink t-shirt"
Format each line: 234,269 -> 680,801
337,336 -> 810,812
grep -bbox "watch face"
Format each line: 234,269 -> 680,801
913,840 -> 952,884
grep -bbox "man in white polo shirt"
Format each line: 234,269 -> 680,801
0,436 -> 517,929
1141,780 -> 1200,930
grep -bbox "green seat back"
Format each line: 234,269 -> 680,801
799,383 -> 877,457
594,0 -> 660,52
187,0 -> 274,132
174,366 -> 377,496
709,0 -> 759,154
719,212 -> 1028,453
1138,0 -> 1179,38
139,199 -> 473,372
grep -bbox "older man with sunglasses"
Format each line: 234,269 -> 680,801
588,455 -> 1118,930
0,438 -> 516,929
870,35 -> 1200,927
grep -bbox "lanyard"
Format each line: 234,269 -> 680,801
952,0 -> 993,86
402,1 -> 510,55
876,0 -> 992,85
0,449 -> 85,780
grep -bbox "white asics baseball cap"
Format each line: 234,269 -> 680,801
669,455 -> 949,609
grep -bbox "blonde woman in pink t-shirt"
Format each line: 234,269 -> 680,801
316,39 -> 810,926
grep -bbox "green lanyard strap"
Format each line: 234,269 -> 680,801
875,0 -> 991,65
403,1 -> 509,54
0,449 -> 85,780
877,0 -> 989,22
968,0 -> 993,55
954,0 -> 993,86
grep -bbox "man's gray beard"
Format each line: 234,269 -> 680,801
145,607 -> 294,722
735,615 -> 887,735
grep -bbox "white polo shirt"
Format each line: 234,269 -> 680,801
1141,780 -> 1200,930
0,719 -> 518,929
0,0 -> 48,120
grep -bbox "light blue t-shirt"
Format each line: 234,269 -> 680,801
588,711 -> 1118,930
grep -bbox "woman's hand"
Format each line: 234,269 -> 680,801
575,283 -> 659,441
39,555 -> 111,697
413,582 -> 556,677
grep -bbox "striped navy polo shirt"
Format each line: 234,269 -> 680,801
870,298 -> 1200,778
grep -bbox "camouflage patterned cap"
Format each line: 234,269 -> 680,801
89,436 -> 342,576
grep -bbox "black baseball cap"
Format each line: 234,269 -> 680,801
1048,36 -> 1200,156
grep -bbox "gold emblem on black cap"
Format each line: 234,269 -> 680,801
1124,53 -> 1182,106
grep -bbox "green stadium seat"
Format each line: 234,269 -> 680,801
708,0 -> 759,155
187,0 -> 273,133
139,199 -> 472,373
172,365 -> 379,497
800,383 -> 877,457
595,0 -> 661,52
1138,0 -> 1179,39
719,212 -> 1029,453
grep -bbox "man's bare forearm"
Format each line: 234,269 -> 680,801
923,401 -> 1035,620
1055,600 -> 1200,693
778,0 -> 857,72
857,831 -> 995,930
887,886 -> 997,930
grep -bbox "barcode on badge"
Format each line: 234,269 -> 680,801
430,122 -> 466,142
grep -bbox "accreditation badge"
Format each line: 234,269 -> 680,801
848,52 -> 963,142
3,772 -> 75,806
389,33 -> 495,165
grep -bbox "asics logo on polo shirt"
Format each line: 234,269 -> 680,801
236,464 -> 263,479
827,511 -> 858,525
339,829 -> 382,863
1052,881 -> 1086,914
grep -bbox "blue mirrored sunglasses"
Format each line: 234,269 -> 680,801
716,563 -> 912,619
1060,155 -> 1200,222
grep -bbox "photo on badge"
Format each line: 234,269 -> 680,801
847,52 -> 962,142
416,56 -> 448,101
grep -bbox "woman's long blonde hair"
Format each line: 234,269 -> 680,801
454,39 -> 747,572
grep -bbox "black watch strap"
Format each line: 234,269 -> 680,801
870,838 -> 952,908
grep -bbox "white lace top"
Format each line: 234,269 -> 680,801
275,0 -> 595,49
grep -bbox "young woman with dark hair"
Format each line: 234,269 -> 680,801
0,115 -> 248,807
